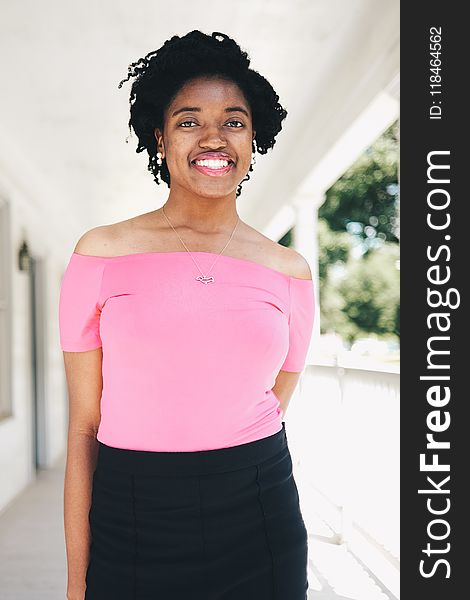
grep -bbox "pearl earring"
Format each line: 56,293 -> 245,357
156,151 -> 163,166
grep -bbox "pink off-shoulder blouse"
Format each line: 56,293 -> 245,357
58,251 -> 315,451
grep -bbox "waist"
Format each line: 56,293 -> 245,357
96,422 -> 287,476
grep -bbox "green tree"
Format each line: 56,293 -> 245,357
317,219 -> 353,335
318,121 -> 400,343
319,121 -> 399,252
337,244 -> 400,342
317,219 -> 351,281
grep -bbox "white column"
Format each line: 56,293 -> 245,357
291,192 -> 326,354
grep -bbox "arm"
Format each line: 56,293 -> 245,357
272,370 -> 302,418
272,248 -> 313,417
63,347 -> 103,600
63,228 -> 108,600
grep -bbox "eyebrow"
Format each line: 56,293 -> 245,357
171,105 -> 250,117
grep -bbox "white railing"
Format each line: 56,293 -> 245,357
286,358 -> 400,598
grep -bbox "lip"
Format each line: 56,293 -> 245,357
190,151 -> 235,177
191,151 -> 235,163
191,161 -> 234,177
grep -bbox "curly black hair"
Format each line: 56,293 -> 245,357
117,30 -> 288,197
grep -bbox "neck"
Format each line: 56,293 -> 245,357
160,186 -> 239,234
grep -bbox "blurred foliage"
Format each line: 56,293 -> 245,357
318,219 -> 351,281
319,121 -> 400,252
337,244 -> 400,342
319,120 -> 400,344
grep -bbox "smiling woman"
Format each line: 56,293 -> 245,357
154,77 -> 255,198
117,30 -> 287,197
61,29 -> 313,600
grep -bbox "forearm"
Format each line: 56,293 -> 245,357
273,370 -> 302,417
64,431 -> 99,597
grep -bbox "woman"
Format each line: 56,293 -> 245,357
60,30 -> 315,600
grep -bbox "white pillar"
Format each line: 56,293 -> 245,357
291,192 -> 326,353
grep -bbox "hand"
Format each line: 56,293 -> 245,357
67,584 -> 86,600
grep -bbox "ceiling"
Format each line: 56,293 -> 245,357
0,0 -> 399,247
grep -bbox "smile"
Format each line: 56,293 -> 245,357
190,158 -> 235,177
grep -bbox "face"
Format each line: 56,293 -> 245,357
154,77 -> 256,199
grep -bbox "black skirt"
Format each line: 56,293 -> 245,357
85,422 -> 309,599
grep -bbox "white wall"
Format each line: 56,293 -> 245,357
0,144 -> 86,514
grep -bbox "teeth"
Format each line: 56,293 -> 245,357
194,158 -> 230,168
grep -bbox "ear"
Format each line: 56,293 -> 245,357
154,128 -> 165,156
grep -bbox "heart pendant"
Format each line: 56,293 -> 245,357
195,275 -> 215,284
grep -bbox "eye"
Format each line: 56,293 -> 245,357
226,120 -> 244,128
179,120 -> 197,128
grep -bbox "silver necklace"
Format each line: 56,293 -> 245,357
161,206 -> 240,284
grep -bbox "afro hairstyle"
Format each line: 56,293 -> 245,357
118,30 -> 288,196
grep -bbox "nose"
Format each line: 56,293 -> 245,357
198,124 -> 227,149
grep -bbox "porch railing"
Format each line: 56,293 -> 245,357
286,358 -> 400,598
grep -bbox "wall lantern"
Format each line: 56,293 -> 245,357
18,241 -> 31,272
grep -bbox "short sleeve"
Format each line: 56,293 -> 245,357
280,277 -> 315,372
58,253 -> 106,352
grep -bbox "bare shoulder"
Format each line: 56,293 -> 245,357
73,223 -> 120,257
241,223 -> 313,280
279,245 -> 313,280
73,212 -> 160,257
